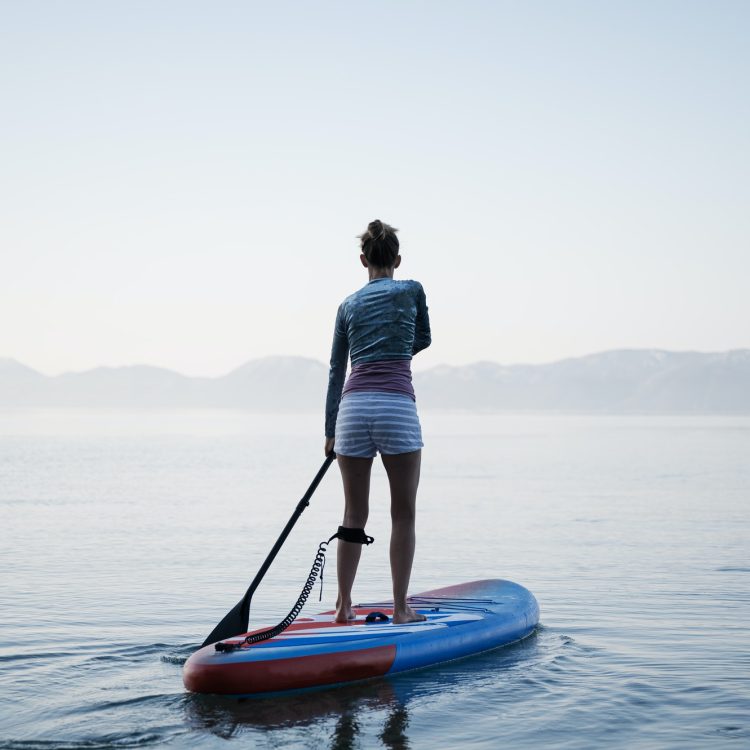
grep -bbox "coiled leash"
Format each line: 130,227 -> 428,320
215,526 -> 374,652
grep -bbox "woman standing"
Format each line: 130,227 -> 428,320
324,220 -> 431,625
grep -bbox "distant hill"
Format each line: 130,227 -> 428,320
1,350 -> 748,413
414,350 -> 750,412
0,356 -> 326,410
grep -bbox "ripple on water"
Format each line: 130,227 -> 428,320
1,731 -> 176,749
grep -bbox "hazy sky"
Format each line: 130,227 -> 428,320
2,1 -> 748,376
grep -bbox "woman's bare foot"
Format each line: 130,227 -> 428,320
334,607 -> 356,623
335,596 -> 356,623
392,604 -> 426,624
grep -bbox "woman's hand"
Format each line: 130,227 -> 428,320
324,437 -> 336,456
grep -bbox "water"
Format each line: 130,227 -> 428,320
1,410 -> 748,748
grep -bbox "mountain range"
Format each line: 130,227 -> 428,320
1,350 -> 748,413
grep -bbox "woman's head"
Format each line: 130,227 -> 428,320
359,220 -> 400,268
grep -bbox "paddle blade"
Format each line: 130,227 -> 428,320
201,594 -> 250,648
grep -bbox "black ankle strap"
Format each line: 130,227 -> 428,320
328,526 -> 374,545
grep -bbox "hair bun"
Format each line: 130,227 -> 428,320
359,219 -> 399,267
368,219 -> 385,240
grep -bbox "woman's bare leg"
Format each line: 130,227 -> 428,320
335,455 -> 373,623
381,450 -> 426,624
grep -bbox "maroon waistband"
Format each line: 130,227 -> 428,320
342,359 -> 415,400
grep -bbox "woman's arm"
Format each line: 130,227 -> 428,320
324,304 -> 349,441
412,283 -> 431,355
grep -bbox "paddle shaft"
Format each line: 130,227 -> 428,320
201,453 -> 336,647
243,453 -> 336,603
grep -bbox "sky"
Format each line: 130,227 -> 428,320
1,0 -> 748,376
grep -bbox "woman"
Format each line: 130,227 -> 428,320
324,219 -> 431,625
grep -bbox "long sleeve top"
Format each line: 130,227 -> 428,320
325,278 -> 431,437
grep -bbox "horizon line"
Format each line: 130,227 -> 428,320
3,346 -> 749,380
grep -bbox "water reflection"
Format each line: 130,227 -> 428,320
378,702 -> 410,750
184,678 -> 407,746
183,632 -> 539,748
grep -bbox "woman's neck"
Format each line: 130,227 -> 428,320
368,266 -> 394,281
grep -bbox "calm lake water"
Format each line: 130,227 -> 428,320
1,410 -> 748,749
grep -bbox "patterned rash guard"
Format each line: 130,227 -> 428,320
325,278 -> 431,438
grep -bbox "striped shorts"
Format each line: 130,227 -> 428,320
334,391 -> 424,458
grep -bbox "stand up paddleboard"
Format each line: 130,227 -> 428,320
184,579 -> 539,696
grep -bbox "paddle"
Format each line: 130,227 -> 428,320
201,453 -> 336,648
